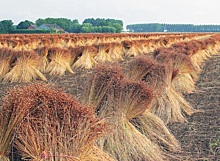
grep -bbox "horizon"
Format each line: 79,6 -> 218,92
3,17 -> 220,29
0,0 -> 220,28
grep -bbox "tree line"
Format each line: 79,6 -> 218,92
126,23 -> 220,32
0,18 -> 124,34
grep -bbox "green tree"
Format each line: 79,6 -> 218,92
35,18 -> 46,26
16,20 -> 34,29
36,18 -> 75,32
70,19 -> 81,33
83,18 -> 123,32
127,23 -> 220,32
0,22 -> 5,33
101,26 -> 116,33
113,23 -> 123,33
72,24 -> 81,33
0,20 -> 14,33
80,23 -> 93,33
80,26 -> 90,33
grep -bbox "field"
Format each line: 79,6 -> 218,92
0,33 -> 219,161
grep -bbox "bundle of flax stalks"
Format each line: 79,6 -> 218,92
0,48 -> 15,80
154,48 -> 197,94
2,84 -> 115,161
94,43 -> 112,63
108,42 -> 124,61
34,46 -> 49,72
73,46 -> 98,69
83,64 -> 175,161
3,50 -> 47,82
126,55 -> 195,123
122,40 -> 140,57
45,47 -> 75,76
82,63 -> 124,111
96,79 -> 167,161
0,84 -> 33,161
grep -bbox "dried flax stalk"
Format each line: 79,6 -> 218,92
73,46 -> 98,69
0,48 -> 14,80
126,55 -> 196,123
46,47 -> 75,76
96,79 -> 167,161
4,84 -> 112,161
3,51 -> 47,82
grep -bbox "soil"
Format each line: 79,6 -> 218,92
169,55 -> 220,161
0,54 -> 219,161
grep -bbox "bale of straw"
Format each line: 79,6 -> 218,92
83,63 -> 179,158
0,48 -> 15,80
95,43 -> 112,63
108,43 -> 124,61
95,79 -> 167,161
0,154 -> 10,161
154,49 -> 198,94
126,56 -> 196,123
121,80 -> 180,152
49,37 -> 64,48
97,116 -> 166,161
84,146 -> 116,161
4,84 -> 110,161
125,55 -> 154,81
0,85 -> 34,161
34,46 -> 49,72
82,63 -> 124,111
0,38 -> 7,48
142,39 -> 156,53
73,46 -> 98,69
45,47 -> 75,76
3,50 -> 47,82
122,40 -> 140,57
131,112 -> 180,152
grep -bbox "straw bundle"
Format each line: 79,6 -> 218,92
96,80 -> 167,161
0,38 -> 7,48
126,55 -> 195,123
82,63 -> 124,111
45,47 -> 75,76
3,50 -> 47,82
27,38 -> 41,50
95,43 -> 112,63
6,84 -> 112,161
154,49 -> 197,94
0,48 -> 15,80
82,64 -> 168,160
0,84 -> 35,161
122,40 -> 140,57
49,37 -> 64,48
131,111 -> 180,152
6,39 -> 19,49
141,40 -> 155,53
87,146 -> 116,161
108,42 -> 124,61
34,46 -> 49,72
73,46 -> 98,69
74,36 -> 85,46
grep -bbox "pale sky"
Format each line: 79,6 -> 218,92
0,0 -> 219,28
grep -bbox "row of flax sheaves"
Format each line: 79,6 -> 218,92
0,33 -> 220,161
0,33 -> 210,82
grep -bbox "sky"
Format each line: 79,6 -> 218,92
0,0 -> 220,28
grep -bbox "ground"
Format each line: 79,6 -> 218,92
0,55 -> 219,161
169,55 -> 220,161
